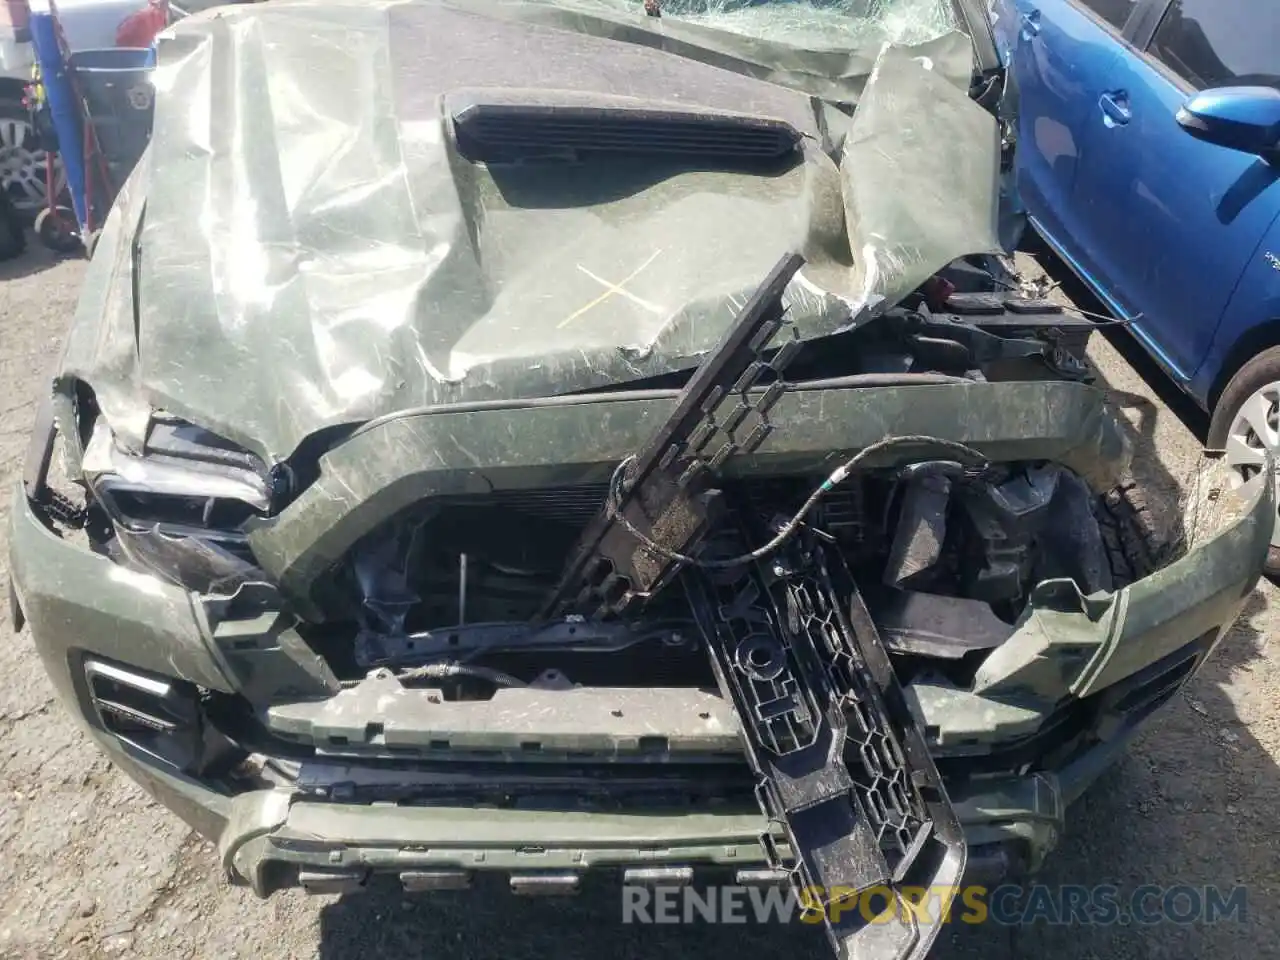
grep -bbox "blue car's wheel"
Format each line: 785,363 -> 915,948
1209,346 -> 1280,575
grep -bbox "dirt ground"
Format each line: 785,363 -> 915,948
0,242 -> 1277,960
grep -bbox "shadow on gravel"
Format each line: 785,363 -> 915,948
318,873 -> 823,960
933,593 -> 1276,960
315,260 -> 1274,960
0,235 -> 81,282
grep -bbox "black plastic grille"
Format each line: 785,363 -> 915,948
784,573 -> 927,866
478,485 -> 609,527
709,572 -> 823,757
687,529 -> 965,958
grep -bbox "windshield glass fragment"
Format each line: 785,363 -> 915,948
542,0 -> 958,48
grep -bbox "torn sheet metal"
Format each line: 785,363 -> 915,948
58,0 -> 1003,464
842,42 -> 1003,305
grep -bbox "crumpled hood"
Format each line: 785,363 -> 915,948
60,0 -> 1003,464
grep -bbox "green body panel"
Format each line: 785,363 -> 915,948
209,610 -> 341,704
57,1 -> 991,464
7,485 -> 236,696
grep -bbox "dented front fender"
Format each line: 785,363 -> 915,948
911,458 -> 1273,748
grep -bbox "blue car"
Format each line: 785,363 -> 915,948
993,0 -> 1280,569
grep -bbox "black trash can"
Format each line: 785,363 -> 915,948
68,47 -> 156,192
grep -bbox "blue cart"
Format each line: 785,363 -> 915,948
26,0 -> 155,253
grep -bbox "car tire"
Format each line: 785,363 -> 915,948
1206,346 -> 1280,576
1098,481 -> 1159,589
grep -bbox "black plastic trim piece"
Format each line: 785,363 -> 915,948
449,92 -> 803,164
686,523 -> 966,960
538,252 -> 804,620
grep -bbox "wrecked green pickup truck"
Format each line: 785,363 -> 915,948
7,0 -> 1272,957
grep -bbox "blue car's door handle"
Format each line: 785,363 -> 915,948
1099,91 -> 1132,125
1021,9 -> 1041,37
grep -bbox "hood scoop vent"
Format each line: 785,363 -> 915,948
446,89 -> 803,164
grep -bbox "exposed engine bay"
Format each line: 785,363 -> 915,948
338,450 -> 1117,690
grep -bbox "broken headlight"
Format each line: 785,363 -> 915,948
81,416 -> 279,595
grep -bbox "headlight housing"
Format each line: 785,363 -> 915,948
80,415 -> 284,595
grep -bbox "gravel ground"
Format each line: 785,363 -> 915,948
0,242 -> 1277,960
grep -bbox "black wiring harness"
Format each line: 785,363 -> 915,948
605,434 -> 989,570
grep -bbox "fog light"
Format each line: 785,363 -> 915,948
83,657 -> 206,772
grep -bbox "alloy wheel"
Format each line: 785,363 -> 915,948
0,109 -> 63,215
1223,381 -> 1280,548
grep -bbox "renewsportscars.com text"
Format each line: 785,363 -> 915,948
621,883 -> 1247,927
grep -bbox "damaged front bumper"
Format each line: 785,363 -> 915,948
216,775 -> 1061,898
8,440 -> 1271,893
